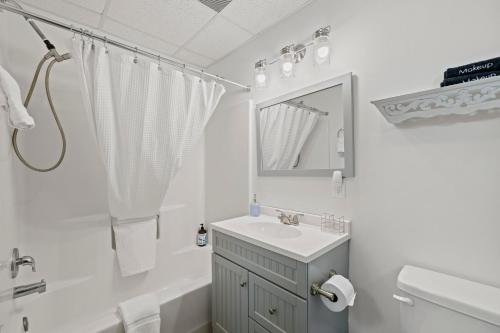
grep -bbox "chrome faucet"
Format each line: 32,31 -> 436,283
11,248 -> 36,278
13,280 -> 46,299
276,210 -> 304,226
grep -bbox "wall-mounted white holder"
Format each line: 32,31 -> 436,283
372,76 -> 500,124
332,170 -> 345,198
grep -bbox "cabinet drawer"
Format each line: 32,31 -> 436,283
213,231 -> 307,297
249,318 -> 271,333
249,273 -> 307,333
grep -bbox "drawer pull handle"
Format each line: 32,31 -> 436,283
268,308 -> 277,315
240,281 -> 247,287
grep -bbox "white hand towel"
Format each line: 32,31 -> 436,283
0,66 -> 35,129
118,293 -> 161,333
112,216 -> 157,277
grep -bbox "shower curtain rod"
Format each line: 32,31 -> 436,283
285,100 -> 329,116
0,2 -> 251,91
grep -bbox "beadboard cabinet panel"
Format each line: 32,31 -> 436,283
213,230 -> 307,298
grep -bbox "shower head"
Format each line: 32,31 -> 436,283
2,0 -> 56,50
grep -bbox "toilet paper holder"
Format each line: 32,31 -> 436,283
311,270 -> 338,303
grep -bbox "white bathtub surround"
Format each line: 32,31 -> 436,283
118,293 -> 160,333
0,65 -> 35,129
72,39 -> 225,276
210,213 -> 350,262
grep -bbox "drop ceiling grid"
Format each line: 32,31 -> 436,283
16,0 -> 315,68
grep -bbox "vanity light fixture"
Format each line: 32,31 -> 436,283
254,59 -> 268,88
280,45 -> 295,78
254,25 -> 332,88
313,26 -> 331,65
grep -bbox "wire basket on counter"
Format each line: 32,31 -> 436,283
320,213 -> 346,234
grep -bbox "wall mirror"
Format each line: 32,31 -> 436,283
256,73 -> 353,177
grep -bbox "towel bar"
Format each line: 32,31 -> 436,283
311,270 -> 338,303
111,214 -> 160,250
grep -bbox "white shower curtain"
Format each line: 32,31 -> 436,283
260,103 -> 319,170
72,39 -> 225,276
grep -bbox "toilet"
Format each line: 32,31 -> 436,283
395,265 -> 500,333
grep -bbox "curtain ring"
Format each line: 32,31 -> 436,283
133,47 -> 138,64
70,24 -> 76,40
199,69 -> 204,83
90,31 -> 95,50
79,28 -> 84,41
103,36 -> 109,54
181,64 -> 186,76
157,55 -> 162,71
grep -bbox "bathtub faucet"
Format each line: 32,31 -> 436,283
13,280 -> 46,299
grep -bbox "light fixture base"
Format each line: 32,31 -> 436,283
294,44 -> 306,63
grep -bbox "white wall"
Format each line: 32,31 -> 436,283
0,11 -> 210,332
208,0 -> 500,332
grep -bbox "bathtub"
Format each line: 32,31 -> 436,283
66,249 -> 213,333
10,207 -> 214,333
82,275 -> 212,333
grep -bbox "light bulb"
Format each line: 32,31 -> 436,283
282,61 -> 293,74
254,59 -> 268,88
280,45 -> 295,78
314,26 -> 331,65
316,45 -> 330,59
256,73 -> 266,84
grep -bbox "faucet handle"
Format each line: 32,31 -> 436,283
11,249 -> 36,278
275,209 -> 285,218
291,213 -> 304,225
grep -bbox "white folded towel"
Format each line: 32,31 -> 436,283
118,293 -> 161,333
0,65 -> 35,129
112,216 -> 158,277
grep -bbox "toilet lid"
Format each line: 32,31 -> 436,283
397,265 -> 500,327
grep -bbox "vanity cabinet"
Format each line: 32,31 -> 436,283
212,230 -> 349,333
212,254 -> 249,333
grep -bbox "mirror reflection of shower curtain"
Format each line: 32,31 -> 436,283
72,39 -> 225,276
260,103 -> 319,170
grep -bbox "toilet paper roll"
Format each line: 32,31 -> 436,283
320,274 -> 356,312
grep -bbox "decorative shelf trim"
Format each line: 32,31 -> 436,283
371,76 -> 500,124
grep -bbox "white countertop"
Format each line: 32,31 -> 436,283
210,215 -> 350,263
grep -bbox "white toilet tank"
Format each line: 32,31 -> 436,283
395,265 -> 500,333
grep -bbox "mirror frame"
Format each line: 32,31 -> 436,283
255,72 -> 354,177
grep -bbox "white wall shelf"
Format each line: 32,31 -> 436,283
371,76 -> 500,124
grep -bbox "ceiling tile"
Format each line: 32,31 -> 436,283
174,49 -> 214,68
106,0 -> 216,46
185,16 -> 252,60
63,0 -> 107,13
102,19 -> 179,55
221,0 -> 311,34
20,0 -> 101,27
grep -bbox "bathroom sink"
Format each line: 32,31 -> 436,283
211,215 -> 351,263
243,222 -> 302,239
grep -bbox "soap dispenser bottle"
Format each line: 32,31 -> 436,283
249,194 -> 261,217
197,224 -> 208,247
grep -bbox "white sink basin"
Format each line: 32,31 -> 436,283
211,215 -> 350,263
243,222 -> 302,239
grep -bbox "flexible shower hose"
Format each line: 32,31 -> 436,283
12,53 -> 66,172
